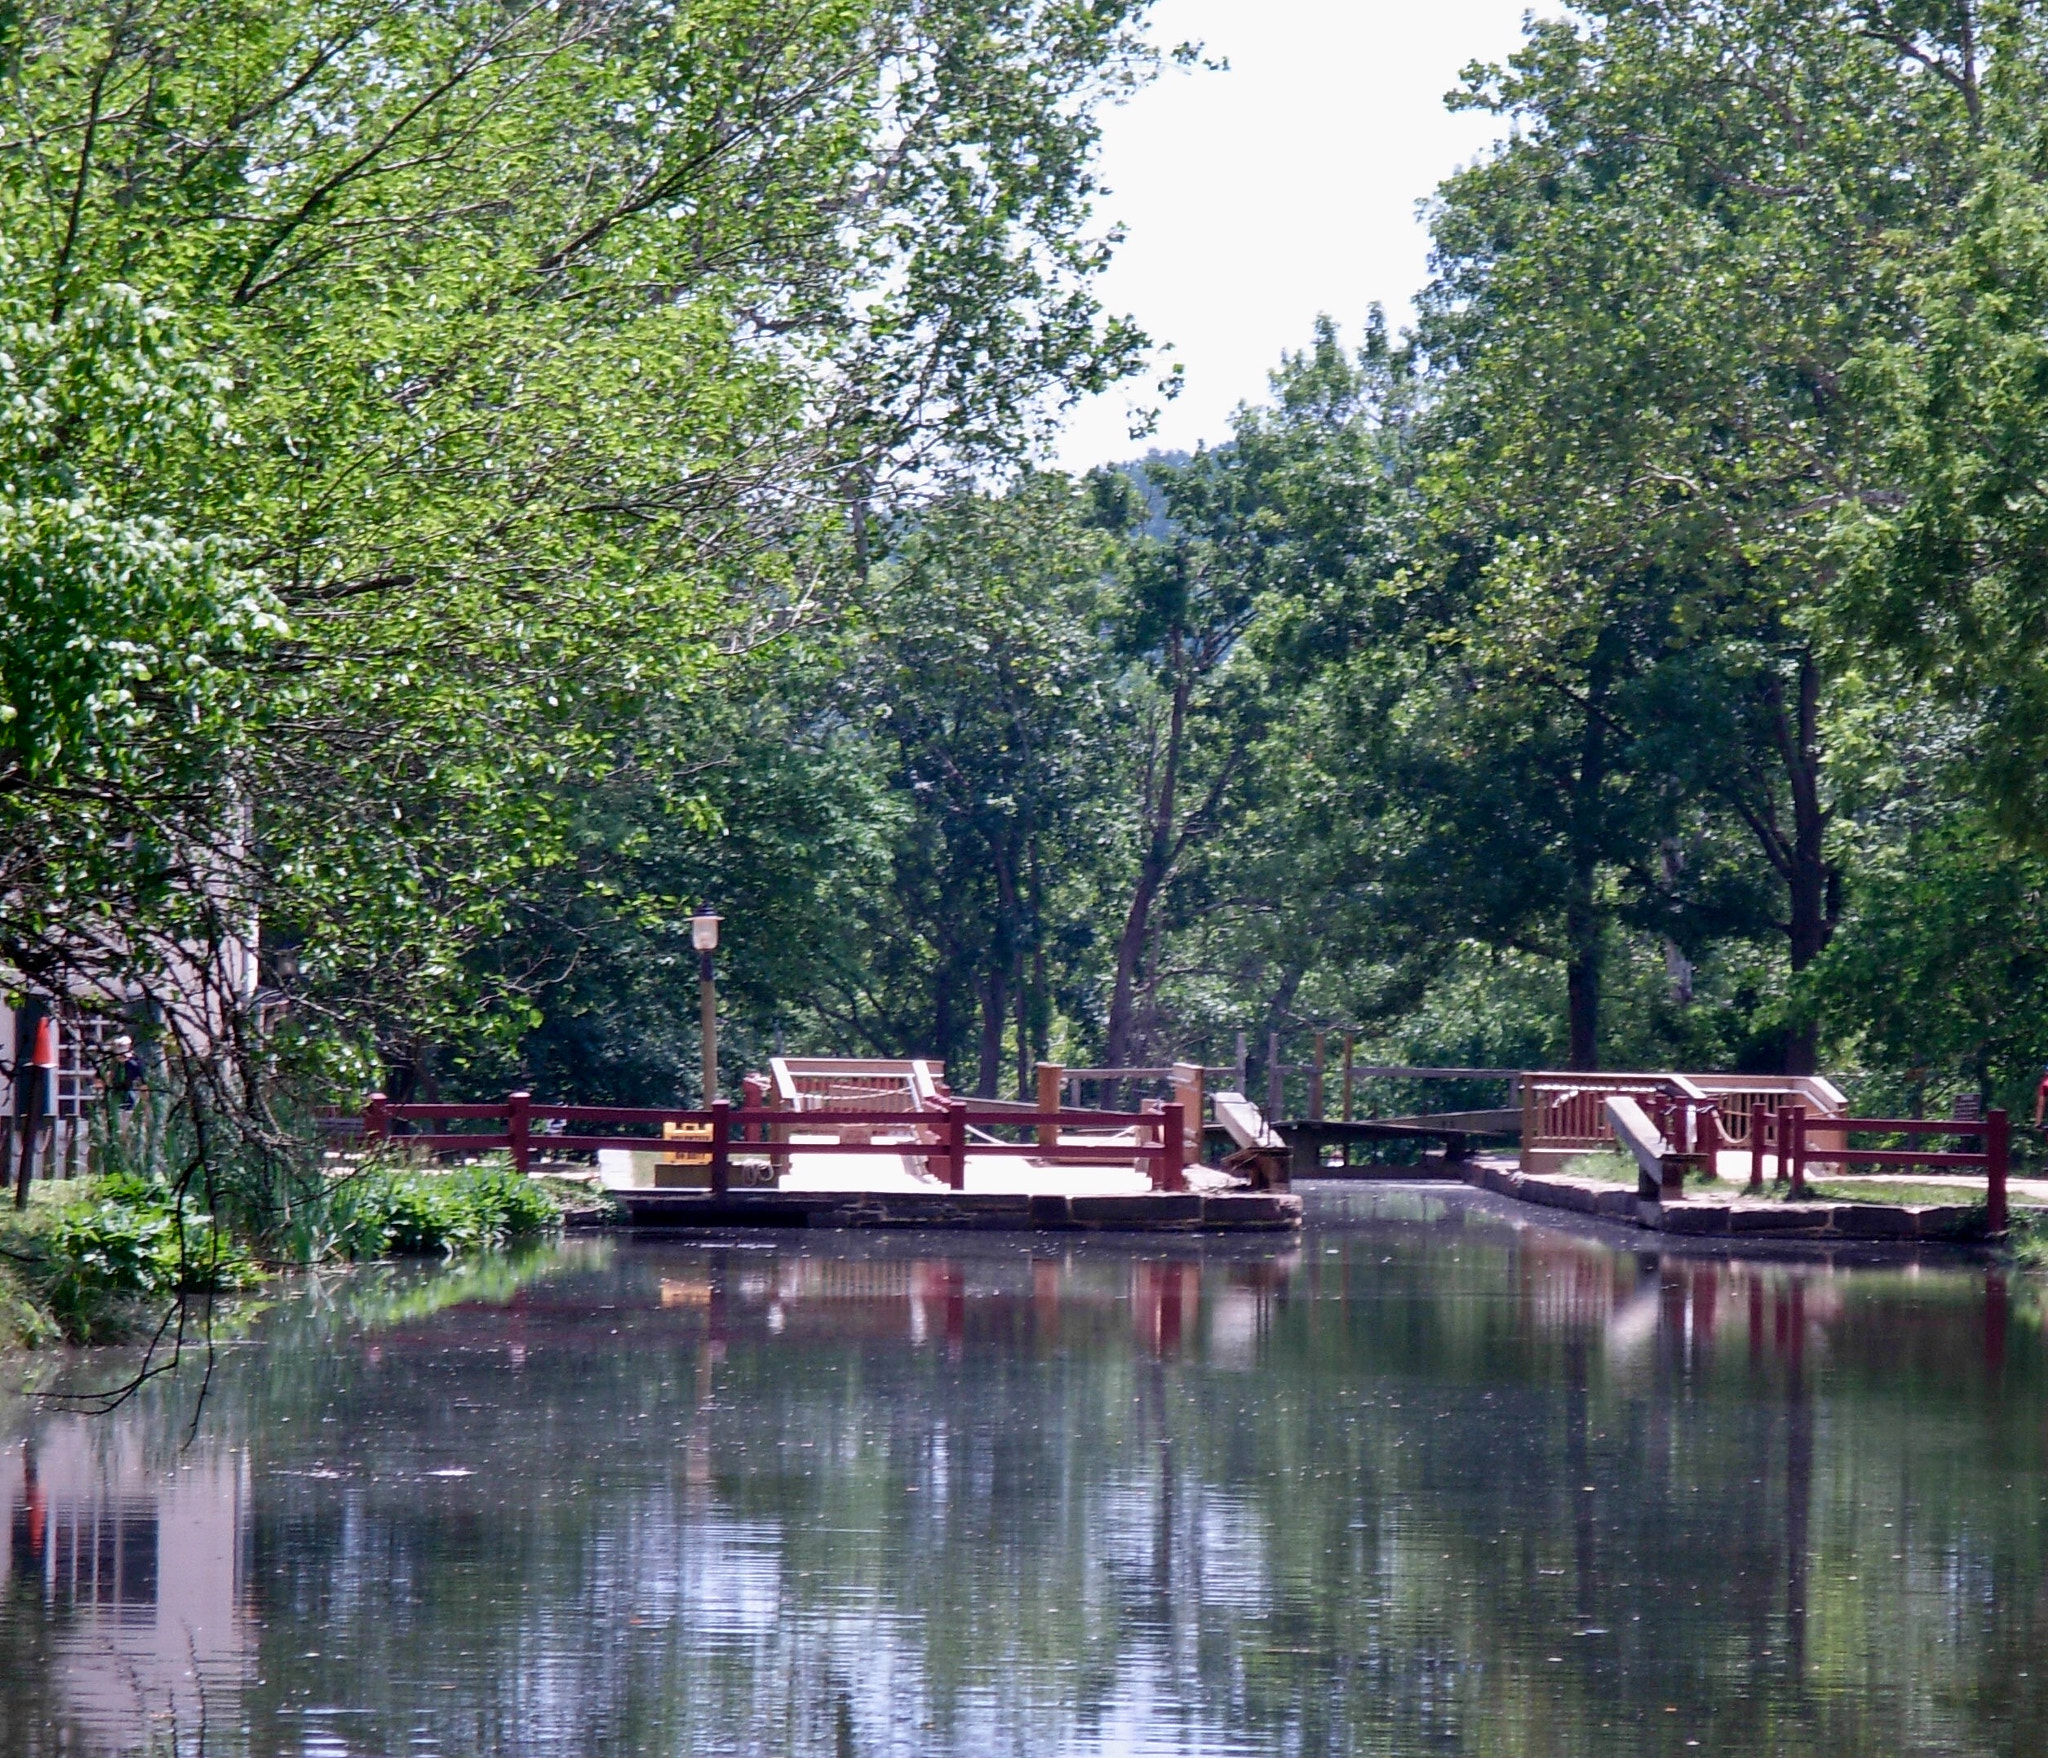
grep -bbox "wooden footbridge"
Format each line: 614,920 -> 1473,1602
353,1046 -> 2008,1233
1043,1058 -> 1521,1179
359,1057 -> 1299,1232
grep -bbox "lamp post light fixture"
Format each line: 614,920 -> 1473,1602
692,908 -> 722,1104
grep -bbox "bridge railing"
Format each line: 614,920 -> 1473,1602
1753,1106 -> 2010,1229
359,1092 -> 1188,1194
1521,1072 -> 1847,1172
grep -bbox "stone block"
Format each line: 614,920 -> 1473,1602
1519,1177 -> 1591,1215
1070,1194 -> 1203,1228
1201,1194 -> 1302,1228
1728,1205 -> 1828,1234
1913,1205 -> 1988,1240
1029,1194 -> 1074,1230
1832,1205 -> 1916,1238
1660,1205 -> 1731,1235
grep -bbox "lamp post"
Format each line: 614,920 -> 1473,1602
693,908 -> 722,1105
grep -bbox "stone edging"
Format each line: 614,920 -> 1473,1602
611,1188 -> 1304,1232
1464,1161 -> 1987,1241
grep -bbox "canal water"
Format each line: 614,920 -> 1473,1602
2,1184 -> 2043,1757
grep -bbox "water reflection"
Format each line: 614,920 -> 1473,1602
1,1186 -> 2044,1756
2,1423 -> 250,1750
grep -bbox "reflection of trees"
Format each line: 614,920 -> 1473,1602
3,1212 -> 2045,1755
0,1447 -> 74,1758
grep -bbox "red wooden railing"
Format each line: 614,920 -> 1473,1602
360,1091 -> 1188,1196
1751,1105 -> 2010,1230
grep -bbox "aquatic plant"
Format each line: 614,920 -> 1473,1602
327,1157 -> 566,1260
0,1180 -> 260,1345
2007,1208 -> 2048,1270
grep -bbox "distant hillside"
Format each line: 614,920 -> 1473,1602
1109,449 -> 1191,540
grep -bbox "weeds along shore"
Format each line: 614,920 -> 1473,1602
1,1156 -> 574,1349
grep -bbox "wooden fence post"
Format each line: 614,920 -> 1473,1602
710,1098 -> 731,1199
1749,1105 -> 1765,1193
1234,1031 -> 1247,1095
1266,1033 -> 1283,1121
507,1090 -> 532,1174
1310,1034 -> 1325,1122
1341,1032 -> 1356,1122
1160,1102 -> 1186,1193
364,1092 -> 389,1146
741,1073 -> 767,1148
1659,1094 -> 1688,1201
767,1080 -> 789,1179
1036,1062 -> 1062,1151
1987,1107 -> 2010,1234
14,1014 -> 51,1206
1171,1062 -> 1203,1164
946,1098 -> 967,1191
1787,1104 -> 1807,1198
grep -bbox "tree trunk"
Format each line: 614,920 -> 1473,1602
932,935 -> 959,1076
1563,656 -> 1610,1070
976,969 -> 1005,1098
1105,659 -> 1188,1068
1769,653 -> 1836,1075
1014,943 -> 1036,1101
1565,893 -> 1602,1071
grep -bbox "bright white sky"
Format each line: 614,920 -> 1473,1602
1053,0 -> 1542,470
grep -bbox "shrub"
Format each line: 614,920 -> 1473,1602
85,1079 -> 335,1267
330,1158 -> 563,1259
13,1191 -> 262,1343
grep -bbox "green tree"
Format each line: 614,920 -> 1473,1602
1815,803 -> 2048,1115
1847,159 -> 2048,839
829,473 -> 1123,1093
1407,0 -> 1992,1067
0,267 -> 280,1018
0,0 -> 1164,1082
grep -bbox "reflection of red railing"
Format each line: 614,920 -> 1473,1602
1751,1106 -> 2010,1230
360,1092 -> 1188,1195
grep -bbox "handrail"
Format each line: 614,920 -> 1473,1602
360,1090 -> 1189,1193
1604,1096 -> 1667,1191
1523,1071 -> 1849,1157
1751,1105 -> 2008,1230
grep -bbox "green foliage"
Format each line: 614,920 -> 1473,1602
2,1183 -> 260,1344
1559,1151 -> 1638,1186
829,473 -> 1131,1089
2007,1207 -> 2048,1271
45,1198 -> 257,1296
26,0 -> 2048,1121
0,265 -> 281,1010
329,1159 -> 566,1260
0,274 -> 277,785
0,0 -> 1162,1096
1810,806 -> 2048,1117
1846,159 -> 2048,838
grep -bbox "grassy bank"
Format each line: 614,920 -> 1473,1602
0,1156 -> 573,1349
1555,1151 -> 2032,1213
0,1180 -> 257,1347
